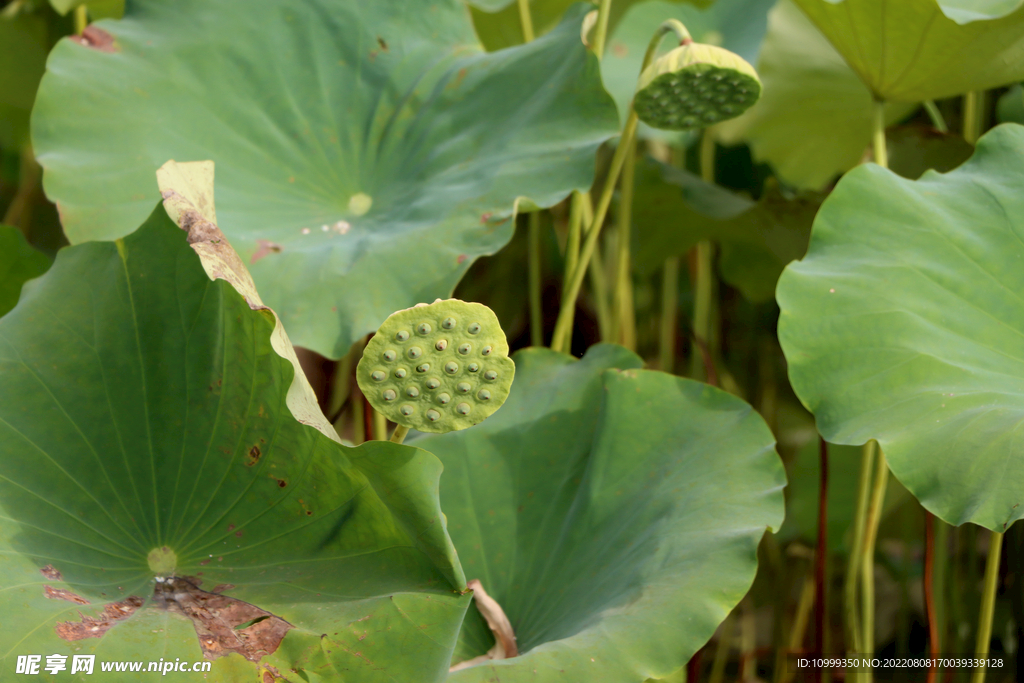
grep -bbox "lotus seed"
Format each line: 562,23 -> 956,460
468,362 -> 480,373
435,339 -> 448,351
456,403 -> 471,416
442,317 -> 456,329
395,330 -> 410,342
370,370 -> 386,382
482,346 -> 492,356
417,322 -> 432,335
383,389 -> 397,402
407,346 -> 422,359
484,370 -> 498,381
406,386 -> 420,398
426,378 -> 440,390
457,382 -> 471,394
427,409 -> 441,422
437,393 -> 451,405
394,367 -> 407,379
416,363 -> 430,373
445,361 -> 459,374
468,323 -> 481,334
383,350 -> 397,362
400,404 -> 414,416
458,343 -> 472,355
477,389 -> 491,401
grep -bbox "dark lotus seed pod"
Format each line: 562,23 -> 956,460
356,299 -> 515,433
633,41 -> 761,131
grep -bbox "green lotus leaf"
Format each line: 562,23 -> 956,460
0,10 -> 48,148
601,0 -> 775,141
793,0 -> 1024,102
0,225 -> 50,317
716,0 -> 916,190
777,123 -> 1024,531
886,125 -> 974,180
48,0 -> 123,18
357,299 -> 515,433
469,0 -> 713,52
632,157 -> 821,302
0,201 -> 470,680
32,0 -> 619,360
414,344 -> 785,681
997,83 -> 1024,125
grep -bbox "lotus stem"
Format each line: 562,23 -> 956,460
591,0 -> 613,58
74,5 -> 88,34
970,530 -> 1003,683
659,256 -> 680,373
708,611 -> 735,683
689,130 -> 717,381
814,438 -> 829,676
845,440 -> 877,669
923,100 -> 948,133
563,191 -> 584,297
963,91 -> 986,145
372,408 -> 387,441
872,99 -> 888,169
924,512 -> 939,683
390,424 -> 409,444
611,135 -> 637,351
516,0 -> 534,43
860,446 -> 890,681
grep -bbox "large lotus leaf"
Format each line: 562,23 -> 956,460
413,344 -> 786,681
0,203 -> 471,680
716,0 -> 916,190
602,0 -> 775,138
886,125 -> 975,180
777,123 -> 1024,531
793,0 -> 1024,102
0,225 -> 50,317
469,0 -> 712,52
0,11 -> 49,148
32,0 -> 619,360
997,83 -> 1024,125
632,157 -> 821,301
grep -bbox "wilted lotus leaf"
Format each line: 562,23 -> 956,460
358,300 -> 514,433
634,40 -> 761,130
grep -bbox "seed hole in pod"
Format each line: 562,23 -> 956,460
417,322 -> 432,335
717,84 -> 730,92
382,350 -> 397,362
435,339 -> 448,351
417,363 -> 430,373
445,362 -> 459,374
484,370 -> 498,381
457,382 -> 471,394
737,88 -> 748,94
394,367 -> 408,379
407,347 -> 422,359
400,405 -> 414,416
406,386 -> 420,398
733,94 -> 747,103
456,403 -> 471,416
437,393 -> 451,405
721,105 -> 734,114
716,96 -> 727,104
703,112 -> 718,122
477,389 -> 491,401
370,370 -> 386,382
468,362 -> 480,373
683,116 -> 698,127
442,317 -> 456,329
731,79 -> 741,86
427,409 -> 441,422
426,378 -> 440,390
395,330 -> 410,342
458,343 -> 472,355
711,73 -> 723,81
468,323 -> 482,335
383,390 -> 397,402
481,346 -> 492,356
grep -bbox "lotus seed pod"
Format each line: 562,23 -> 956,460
633,41 -> 761,131
356,299 -> 515,433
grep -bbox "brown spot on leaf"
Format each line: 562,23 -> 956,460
55,596 -> 144,642
377,36 -> 388,51
274,478 -> 287,488
449,579 -> 517,671
154,577 -> 291,662
480,213 -> 492,224
45,586 -> 90,605
457,254 -> 467,264
247,446 -> 261,466
211,584 -> 235,594
250,240 -> 283,265
69,26 -> 117,52
40,564 -> 62,581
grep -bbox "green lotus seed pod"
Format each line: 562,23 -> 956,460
633,41 -> 761,131
357,299 -> 515,434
